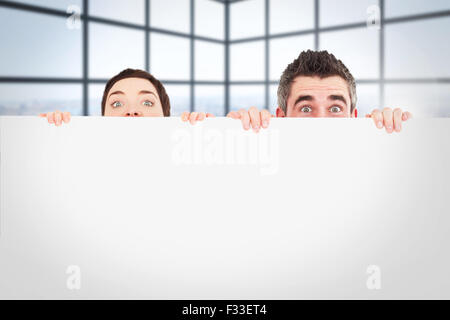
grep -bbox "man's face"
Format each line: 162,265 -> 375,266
277,75 -> 355,118
104,78 -> 164,117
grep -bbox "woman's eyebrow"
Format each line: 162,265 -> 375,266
108,90 -> 125,99
139,90 -> 157,97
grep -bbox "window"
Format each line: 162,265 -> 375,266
230,41 -> 265,81
386,0 -> 450,18
195,85 -> 225,116
1,1 -> 449,117
230,85 -> 265,111
90,23 -> 145,79
195,41 -> 224,81
150,0 -> 190,34
230,0 -> 264,40
320,0 -> 379,27
270,0 -> 314,34
0,8 -> 82,77
89,0 -> 145,25
195,0 -> 224,40
0,84 -> 82,115
270,35 -> 315,81
385,17 -> 450,78
164,85 -> 190,116
320,28 -> 379,79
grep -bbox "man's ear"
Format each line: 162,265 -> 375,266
276,107 -> 286,117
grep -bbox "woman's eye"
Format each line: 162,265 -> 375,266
143,100 -> 153,107
112,101 -> 123,108
330,106 -> 342,113
300,106 -> 312,113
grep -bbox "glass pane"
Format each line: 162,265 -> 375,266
385,17 -> 450,79
150,0 -> 190,34
230,41 -> 265,81
269,84 -> 278,114
385,84 -> 450,118
355,83 -> 380,117
89,0 -> 145,25
270,0 -> 314,34
89,23 -> 145,79
150,33 -> 190,80
88,83 -> 106,116
0,8 -> 82,77
4,0 -> 81,11
386,0 -> 450,18
164,84 -> 190,116
195,85 -> 224,116
320,28 -> 379,79
230,0 -> 264,40
0,84 -> 82,115
320,0 -> 379,27
195,0 -> 224,40
230,85 -> 265,111
195,41 -> 224,81
269,35 -> 315,81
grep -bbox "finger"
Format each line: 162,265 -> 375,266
206,113 -> 215,118
402,111 -> 413,121
371,109 -> 383,129
238,109 -> 250,130
393,108 -> 402,132
365,114 -> 371,118
261,109 -> 272,129
197,112 -> 206,122
382,108 -> 394,134
248,107 -> 261,132
181,111 -> 190,122
189,112 -> 198,125
62,112 -> 71,124
47,112 -> 55,124
39,113 -> 47,118
226,111 -> 240,119
54,111 -> 62,126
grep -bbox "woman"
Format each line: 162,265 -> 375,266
40,68 -> 212,125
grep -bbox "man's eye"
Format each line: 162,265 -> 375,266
300,106 -> 312,113
330,106 -> 342,113
112,101 -> 123,108
143,100 -> 153,107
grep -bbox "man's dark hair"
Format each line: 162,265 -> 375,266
101,68 -> 171,116
277,50 -> 357,113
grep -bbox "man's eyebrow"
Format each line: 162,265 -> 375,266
328,94 -> 347,106
294,95 -> 313,105
108,90 -> 125,98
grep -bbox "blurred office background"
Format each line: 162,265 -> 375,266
0,0 -> 449,117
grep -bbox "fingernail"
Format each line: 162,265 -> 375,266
263,121 -> 268,128
377,121 -> 383,128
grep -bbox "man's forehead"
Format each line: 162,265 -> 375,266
291,75 -> 349,92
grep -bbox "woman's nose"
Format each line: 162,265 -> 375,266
124,110 -> 143,117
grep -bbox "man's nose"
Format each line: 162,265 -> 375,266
123,110 -> 143,117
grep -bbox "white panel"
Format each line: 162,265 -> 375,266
1,117 -> 450,299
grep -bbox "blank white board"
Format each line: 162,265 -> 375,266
1,116 -> 450,299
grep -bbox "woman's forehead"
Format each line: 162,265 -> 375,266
108,77 -> 158,96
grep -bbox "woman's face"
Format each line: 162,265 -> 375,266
104,77 -> 164,117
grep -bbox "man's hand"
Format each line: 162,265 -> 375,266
39,111 -> 71,126
226,107 -> 272,133
366,108 -> 412,134
181,111 -> 215,125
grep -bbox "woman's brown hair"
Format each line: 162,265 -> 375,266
101,68 -> 171,116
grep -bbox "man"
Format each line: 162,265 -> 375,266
227,50 -> 412,133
